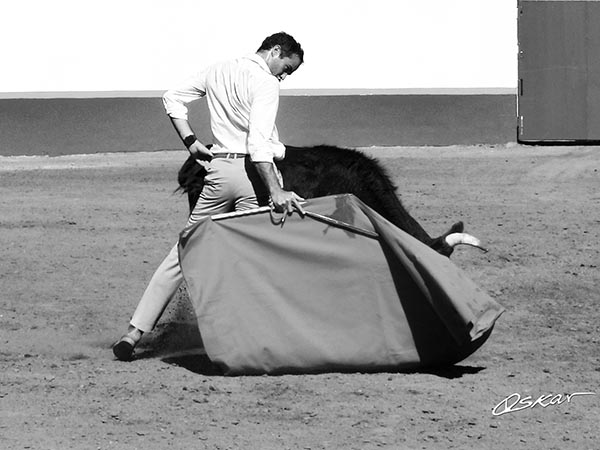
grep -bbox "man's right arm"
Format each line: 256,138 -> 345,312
168,117 -> 213,161
162,73 -> 212,160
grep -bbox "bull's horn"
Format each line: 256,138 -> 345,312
445,233 -> 488,252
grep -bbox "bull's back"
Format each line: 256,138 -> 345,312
279,146 -> 406,223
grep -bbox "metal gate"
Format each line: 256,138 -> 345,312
518,0 -> 600,142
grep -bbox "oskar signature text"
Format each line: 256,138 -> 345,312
492,392 -> 595,416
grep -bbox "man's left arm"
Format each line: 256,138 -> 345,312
254,162 -> 304,214
248,79 -> 304,214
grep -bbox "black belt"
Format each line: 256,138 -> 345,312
212,153 -> 248,159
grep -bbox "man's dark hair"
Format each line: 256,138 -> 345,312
257,32 -> 304,63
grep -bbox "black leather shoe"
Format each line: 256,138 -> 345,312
112,336 -> 136,361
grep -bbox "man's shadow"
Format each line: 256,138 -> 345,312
131,287 -> 223,375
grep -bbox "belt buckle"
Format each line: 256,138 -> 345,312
215,152 -> 244,159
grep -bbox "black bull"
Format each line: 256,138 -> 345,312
177,145 -> 474,257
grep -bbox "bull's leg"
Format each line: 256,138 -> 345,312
188,191 -> 200,213
178,154 -> 206,213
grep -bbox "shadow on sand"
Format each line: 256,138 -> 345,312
157,351 -> 486,378
128,289 -> 488,378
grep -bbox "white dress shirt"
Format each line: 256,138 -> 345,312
162,53 -> 286,163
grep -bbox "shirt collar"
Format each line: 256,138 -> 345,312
244,53 -> 273,76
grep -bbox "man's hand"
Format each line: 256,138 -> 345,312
271,188 -> 305,215
168,117 -> 213,161
254,162 -> 305,216
188,141 -> 214,161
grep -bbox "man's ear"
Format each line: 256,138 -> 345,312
271,45 -> 282,58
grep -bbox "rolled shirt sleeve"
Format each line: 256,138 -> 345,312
162,71 -> 207,120
247,77 -> 286,163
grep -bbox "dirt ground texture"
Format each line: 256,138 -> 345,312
1,144 -> 599,449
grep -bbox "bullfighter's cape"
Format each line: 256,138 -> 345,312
178,194 -> 504,375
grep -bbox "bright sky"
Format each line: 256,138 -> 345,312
2,0 -> 517,94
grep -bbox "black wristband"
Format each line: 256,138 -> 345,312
183,134 -> 197,148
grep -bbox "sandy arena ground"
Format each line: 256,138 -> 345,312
1,144 -> 599,449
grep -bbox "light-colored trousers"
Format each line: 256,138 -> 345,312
130,157 -> 269,332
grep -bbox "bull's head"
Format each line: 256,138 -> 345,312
445,233 -> 487,252
429,221 -> 487,256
